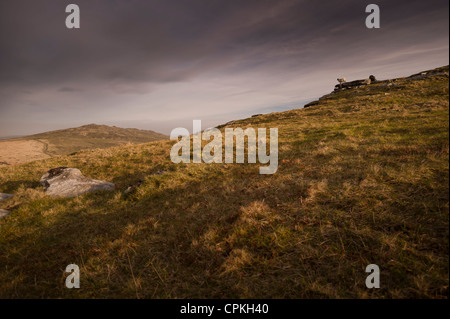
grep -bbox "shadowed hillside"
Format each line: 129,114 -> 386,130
0,66 -> 448,298
0,124 -> 168,165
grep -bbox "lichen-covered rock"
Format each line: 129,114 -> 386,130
40,167 -> 115,198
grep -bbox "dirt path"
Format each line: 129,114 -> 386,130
35,139 -> 53,157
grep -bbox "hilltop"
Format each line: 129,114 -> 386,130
0,66 -> 448,298
0,124 -> 167,165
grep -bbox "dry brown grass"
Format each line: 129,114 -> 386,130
0,140 -> 51,165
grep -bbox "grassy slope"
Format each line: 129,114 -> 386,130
10,124 -> 168,157
0,67 -> 448,298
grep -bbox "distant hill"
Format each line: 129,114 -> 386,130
0,124 -> 167,165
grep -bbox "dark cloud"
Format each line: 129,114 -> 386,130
58,87 -> 83,93
0,0 -> 448,136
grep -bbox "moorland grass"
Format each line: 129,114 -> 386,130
0,67 -> 448,298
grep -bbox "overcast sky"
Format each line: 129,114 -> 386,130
0,0 -> 448,137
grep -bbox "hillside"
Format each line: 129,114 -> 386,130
0,66 -> 448,298
0,124 -> 168,165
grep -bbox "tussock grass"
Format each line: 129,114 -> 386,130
0,67 -> 448,298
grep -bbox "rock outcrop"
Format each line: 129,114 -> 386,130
302,67 -> 449,110
304,92 -> 338,108
303,100 -> 320,108
40,167 -> 115,198
334,78 -> 372,92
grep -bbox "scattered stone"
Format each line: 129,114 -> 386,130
124,179 -> 144,195
0,209 -> 10,220
251,114 -> 262,118
0,193 -> 13,202
304,100 -> 320,108
40,167 -> 115,198
369,75 -> 377,82
408,71 -> 428,79
406,69 -> 448,81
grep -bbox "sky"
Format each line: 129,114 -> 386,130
0,0 -> 448,137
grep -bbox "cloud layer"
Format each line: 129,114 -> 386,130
0,0 -> 448,136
